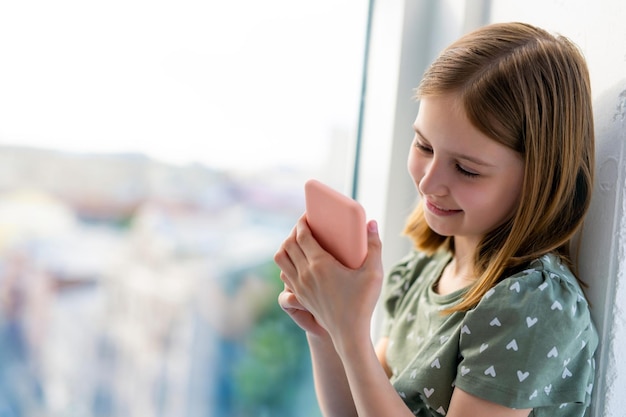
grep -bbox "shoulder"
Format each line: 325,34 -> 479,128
461,252 -> 598,376
456,254 -> 598,408
476,253 -> 590,321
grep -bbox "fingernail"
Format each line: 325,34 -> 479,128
368,220 -> 378,233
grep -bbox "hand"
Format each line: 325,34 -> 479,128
278,284 -> 329,338
274,215 -> 384,349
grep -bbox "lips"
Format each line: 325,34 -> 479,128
425,199 -> 462,216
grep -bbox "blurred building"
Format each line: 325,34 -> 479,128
0,146 -> 315,417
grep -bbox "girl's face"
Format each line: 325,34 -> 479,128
408,94 -> 524,249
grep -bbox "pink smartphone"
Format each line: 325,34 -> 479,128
304,179 -> 367,269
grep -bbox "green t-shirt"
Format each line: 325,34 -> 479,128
381,250 -> 598,417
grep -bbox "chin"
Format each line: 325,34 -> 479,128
425,222 -> 455,238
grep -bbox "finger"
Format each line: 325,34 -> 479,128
282,219 -> 311,270
277,288 -> 306,312
294,215 -> 328,264
278,270 -> 294,290
274,226 -> 300,278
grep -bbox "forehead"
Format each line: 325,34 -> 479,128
414,95 -> 522,167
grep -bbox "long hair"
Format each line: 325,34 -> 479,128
403,22 -> 595,312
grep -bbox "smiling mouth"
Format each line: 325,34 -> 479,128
425,200 -> 462,216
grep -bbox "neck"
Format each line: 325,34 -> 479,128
436,237 -> 478,295
450,237 -> 478,280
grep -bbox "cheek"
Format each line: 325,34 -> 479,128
457,187 -> 486,209
499,185 -> 523,219
462,185 -> 518,224
458,185 -> 501,214
487,172 -> 524,221
407,152 -> 422,183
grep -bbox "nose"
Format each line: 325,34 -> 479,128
418,157 -> 448,197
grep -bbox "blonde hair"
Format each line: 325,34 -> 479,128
403,22 -> 595,312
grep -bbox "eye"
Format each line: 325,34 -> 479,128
414,140 -> 433,154
455,164 -> 479,178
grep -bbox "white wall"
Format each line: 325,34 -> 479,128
358,1 -> 626,415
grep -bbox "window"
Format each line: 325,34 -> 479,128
0,1 -> 368,416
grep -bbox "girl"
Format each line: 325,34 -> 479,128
274,22 -> 598,417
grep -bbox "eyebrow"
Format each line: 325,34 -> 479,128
413,125 -> 496,168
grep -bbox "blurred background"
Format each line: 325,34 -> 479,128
1,0 -> 625,416
0,1 -> 367,416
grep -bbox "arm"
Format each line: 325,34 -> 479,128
277,217 -> 530,417
279,294 -> 394,416
308,333 -> 358,416
335,333 -> 532,417
375,337 -> 392,378
277,286 -> 357,416
333,331 -> 418,417
276,217 -> 414,416
278,290 -> 393,415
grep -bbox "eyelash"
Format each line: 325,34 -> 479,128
414,141 -> 480,178
455,165 -> 479,178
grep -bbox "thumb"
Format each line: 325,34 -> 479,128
364,219 -> 384,286
366,220 -> 382,257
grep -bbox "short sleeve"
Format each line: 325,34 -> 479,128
454,261 -> 598,410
